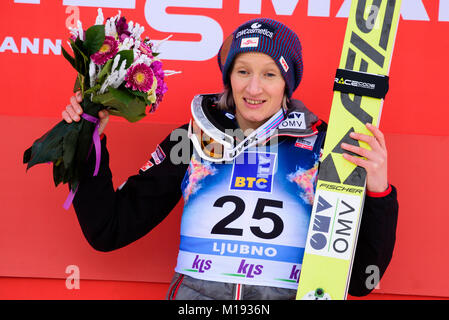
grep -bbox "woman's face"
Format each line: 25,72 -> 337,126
230,52 -> 286,132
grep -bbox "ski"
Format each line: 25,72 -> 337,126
296,0 -> 402,300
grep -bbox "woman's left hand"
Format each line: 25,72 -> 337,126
340,123 -> 389,193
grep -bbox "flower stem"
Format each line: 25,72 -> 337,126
78,73 -> 85,96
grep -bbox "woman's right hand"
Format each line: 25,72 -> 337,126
62,91 -> 110,135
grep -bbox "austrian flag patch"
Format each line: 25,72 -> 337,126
279,56 -> 289,72
241,37 -> 259,48
151,144 -> 166,165
140,159 -> 154,172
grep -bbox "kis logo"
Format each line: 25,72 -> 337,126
192,255 -> 212,273
289,265 -> 300,283
237,259 -> 263,278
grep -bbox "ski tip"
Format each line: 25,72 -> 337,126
302,288 -> 332,300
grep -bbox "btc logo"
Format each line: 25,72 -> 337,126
234,177 -> 268,189
230,152 -> 276,193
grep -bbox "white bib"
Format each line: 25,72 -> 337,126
175,136 -> 323,289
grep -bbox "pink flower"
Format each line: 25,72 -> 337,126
139,42 -> 153,57
149,60 -> 167,111
124,63 -> 154,92
116,17 -> 131,38
91,36 -> 119,65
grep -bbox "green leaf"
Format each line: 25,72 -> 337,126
23,147 -> 32,164
73,100 -> 102,171
74,37 -> 89,56
69,178 -> 80,193
84,83 -> 101,95
61,45 -> 76,70
70,39 -> 88,75
117,50 -> 134,69
128,89 -> 152,107
92,91 -> 127,109
23,120 -> 71,169
53,159 -> 65,187
82,97 -> 104,117
73,76 -> 81,93
62,128 -> 80,170
109,97 -> 147,123
92,88 -> 147,123
23,97 -> 104,189
84,25 -> 105,56
108,86 -> 135,104
96,58 -> 113,83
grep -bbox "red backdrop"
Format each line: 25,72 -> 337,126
1,0 -> 448,299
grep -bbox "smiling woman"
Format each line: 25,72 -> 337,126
61,17 -> 398,300
230,52 -> 286,132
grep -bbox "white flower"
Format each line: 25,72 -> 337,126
76,20 -> 84,41
99,60 -> 127,93
89,61 -> 97,87
105,18 -> 117,38
133,39 -> 141,57
132,24 -> 145,39
114,10 -> 121,22
164,70 -> 182,76
132,53 -> 152,67
68,20 -> 84,41
68,28 -> 78,40
110,60 -> 127,88
152,35 -> 173,53
99,78 -> 110,95
111,54 -> 121,73
118,37 -> 134,51
95,8 -> 104,25
128,21 -> 145,40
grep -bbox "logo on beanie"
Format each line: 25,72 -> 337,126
241,37 -> 259,48
280,56 -> 289,72
235,22 -> 275,40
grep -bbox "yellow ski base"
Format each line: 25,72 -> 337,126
296,0 -> 402,300
298,254 -> 350,300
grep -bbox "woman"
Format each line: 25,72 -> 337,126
62,18 -> 398,300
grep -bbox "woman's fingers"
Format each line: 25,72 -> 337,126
75,90 -> 82,103
65,103 -> 81,122
70,95 -> 83,115
366,123 -> 386,150
62,104 -> 80,122
97,110 -> 109,135
340,123 -> 389,193
62,92 -> 84,123
348,124 -> 386,154
62,109 -> 73,123
341,152 -> 370,168
341,142 -> 371,159
62,92 -> 110,135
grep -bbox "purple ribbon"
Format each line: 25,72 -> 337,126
63,113 -> 101,210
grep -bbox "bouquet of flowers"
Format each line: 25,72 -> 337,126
23,9 -> 174,208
